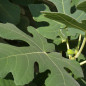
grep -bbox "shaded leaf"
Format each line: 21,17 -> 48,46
77,79 -> 86,86
77,1 -> 86,12
67,28 -> 85,36
53,38 -> 62,45
17,15 -> 30,33
78,54 -> 86,62
0,0 -> 20,25
57,29 -> 68,40
29,4 -> 62,39
11,0 -> 37,6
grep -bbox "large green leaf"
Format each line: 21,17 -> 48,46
29,0 -> 86,41
0,78 -> 23,86
47,0 -> 71,14
0,0 -> 20,25
71,0 -> 80,6
0,23 -> 83,86
29,4 -> 62,39
42,0 -> 86,22
43,0 -> 86,35
42,12 -> 86,32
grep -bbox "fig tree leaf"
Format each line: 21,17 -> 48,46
77,79 -> 86,86
71,0 -> 80,6
47,0 -> 71,14
29,0 -> 86,41
57,29 -> 68,40
29,0 -> 86,40
0,78 -> 23,86
67,28 -> 85,36
77,0 -> 86,5
0,23 -> 83,86
17,15 -> 30,33
78,54 -> 86,62
53,38 -> 62,45
41,0 -> 86,37
29,4 -> 63,39
12,0 -> 37,6
0,0 -> 20,25
42,12 -> 86,32
71,0 -> 85,6
77,1 -> 86,12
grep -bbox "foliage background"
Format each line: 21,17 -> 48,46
0,0 -> 86,86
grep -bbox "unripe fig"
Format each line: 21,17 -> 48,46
67,49 -> 75,55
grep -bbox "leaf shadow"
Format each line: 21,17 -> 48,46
4,39 -> 29,47
77,78 -> 86,86
35,21 -> 49,28
30,69 -> 51,86
4,72 -> 14,80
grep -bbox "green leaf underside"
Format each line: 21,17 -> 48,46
0,0 -> 20,25
43,12 -> 86,32
0,23 -> 83,86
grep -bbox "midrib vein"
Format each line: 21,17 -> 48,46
62,0 -> 65,14
0,52 -> 45,60
57,14 -> 85,31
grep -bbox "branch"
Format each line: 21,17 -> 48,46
80,60 -> 86,65
75,34 -> 86,58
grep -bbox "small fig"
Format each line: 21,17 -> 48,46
67,49 -> 75,55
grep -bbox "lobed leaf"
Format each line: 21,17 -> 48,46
29,0 -> 86,40
47,0 -> 71,14
29,4 -> 62,39
0,23 -> 83,86
42,12 -> 86,32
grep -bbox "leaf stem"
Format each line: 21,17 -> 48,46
75,34 -> 86,58
66,39 -> 72,59
76,34 -> 81,51
80,60 -> 86,65
66,39 -> 70,49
